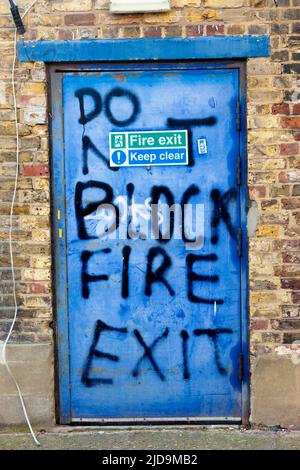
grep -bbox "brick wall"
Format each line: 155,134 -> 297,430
0,0 -> 299,426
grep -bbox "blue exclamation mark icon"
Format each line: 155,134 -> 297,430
111,149 -> 126,166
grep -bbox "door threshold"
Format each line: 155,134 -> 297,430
71,417 -> 242,426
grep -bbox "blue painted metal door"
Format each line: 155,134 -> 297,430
61,66 -> 243,420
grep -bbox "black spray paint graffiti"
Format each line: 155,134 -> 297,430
75,87 -> 140,174
105,87 -> 140,127
121,245 -> 131,299
81,321 -> 233,385
180,184 -> 204,247
75,88 -> 102,126
126,182 -> 140,241
181,330 -> 190,380
73,85 -> 239,391
150,185 -> 175,242
75,181 -> 237,246
75,180 -> 119,240
145,247 -> 175,298
76,181 -> 237,301
75,86 -> 217,174
81,250 -> 110,299
80,244 -> 224,302
193,328 -> 233,375
82,135 -> 116,175
81,319 -> 127,387
124,182 -> 203,245
167,116 -> 217,167
186,253 -> 224,305
132,328 -> 169,381
210,188 -> 238,245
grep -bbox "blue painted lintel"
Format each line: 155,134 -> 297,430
18,36 -> 269,63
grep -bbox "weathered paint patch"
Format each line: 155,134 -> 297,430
247,200 -> 258,237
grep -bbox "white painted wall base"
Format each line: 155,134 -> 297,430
0,344 -> 54,425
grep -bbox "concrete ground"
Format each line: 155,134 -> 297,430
0,427 -> 300,450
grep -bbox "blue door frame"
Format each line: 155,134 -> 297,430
49,59 -> 249,425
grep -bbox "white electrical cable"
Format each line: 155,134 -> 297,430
2,0 -> 41,447
22,0 -> 39,19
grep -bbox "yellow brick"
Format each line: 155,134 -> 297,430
0,16 -> 12,28
253,290 -> 291,306
0,82 -> 9,106
249,262 -> 274,275
248,130 -> 292,145
19,151 -> 34,163
248,171 -> 277,184
144,11 -> 181,23
20,216 -> 49,230
249,239 -> 272,252
248,104 -> 271,116
94,0 -> 110,8
250,252 -> 281,264
248,76 -> 272,89
0,136 -> 17,149
24,296 -> 51,308
0,121 -> 16,136
249,159 -> 285,171
248,60 -> 282,76
34,29 -> 58,41
256,225 -> 282,238
19,125 -> 31,137
250,331 -> 262,343
23,269 -> 51,282
30,125 -> 48,137
32,178 -> 49,190
21,82 -> 45,95
248,116 -> 280,129
40,138 -> 49,152
29,15 -> 62,28
248,145 -> 279,158
251,292 -> 281,307
248,90 -> 283,104
31,257 -> 51,269
32,229 -> 50,242
30,206 -> 50,216
171,0 -> 200,6
51,0 -> 92,11
250,306 -> 281,319
186,9 -> 218,22
0,2 -> 10,14
35,151 -> 49,162
261,201 -> 281,212
202,9 -> 219,20
203,0 -> 244,7
251,277 -> 281,289
221,8 -> 248,22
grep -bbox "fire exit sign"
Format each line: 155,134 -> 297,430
109,130 -> 189,168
